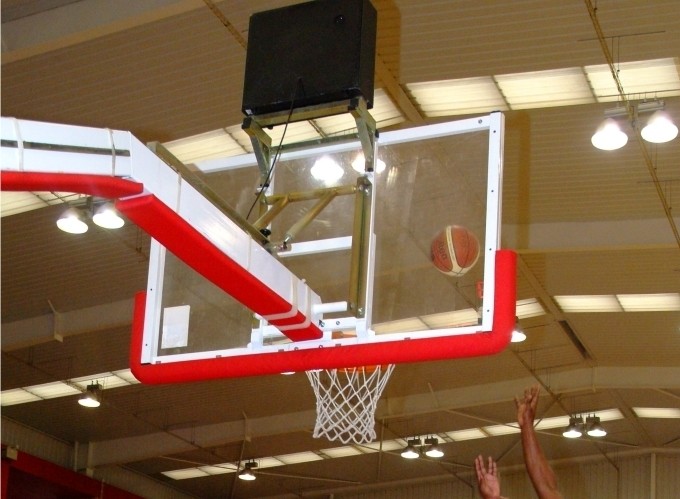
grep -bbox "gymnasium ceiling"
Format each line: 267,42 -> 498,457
1,1 -> 679,498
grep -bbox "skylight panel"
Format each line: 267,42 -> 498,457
0,388 -> 41,406
445,428 -> 486,441
265,121 -> 322,147
256,457 -> 285,468
633,407 -> 680,419
198,464 -> 237,475
163,129 -> 245,164
617,293 -> 680,312
554,295 -> 623,313
275,451 -> 323,465
162,468 -> 209,480
321,446 -> 363,458
420,309 -> 479,329
360,439 -> 402,452
112,369 -> 141,384
72,372 -> 128,389
26,382 -> 80,399
585,58 -> 680,102
516,298 -> 546,319
496,67 -> 594,109
483,424 -> 520,436
407,76 -> 508,117
534,415 -> 571,430
315,89 -> 404,136
372,317 -> 428,334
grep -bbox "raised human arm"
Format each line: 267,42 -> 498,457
516,386 -> 563,499
474,455 -> 508,499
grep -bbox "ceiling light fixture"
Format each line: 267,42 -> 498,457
592,100 -> 677,150
423,436 -> 444,458
238,461 -> 257,481
78,383 -> 102,408
585,415 -> 607,437
511,317 -> 526,343
591,118 -> 628,150
562,416 -> 583,438
400,438 -> 421,459
92,202 -> 125,229
641,110 -> 678,143
310,156 -> 344,182
351,154 -> 386,174
56,208 -> 89,234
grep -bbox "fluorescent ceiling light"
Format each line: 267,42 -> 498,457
275,451 -> 323,465
585,58 -> 680,102
445,428 -> 486,441
112,369 -> 140,384
554,295 -> 623,313
1,192 -> 87,218
617,293 -> 680,312
593,408 -> 624,422
198,464 -> 237,475
162,469 -> 209,480
163,128 -> 246,164
420,308 -> 479,329
496,67 -> 594,109
0,389 -> 42,406
633,407 -> 680,419
72,373 -> 126,390
314,89 -> 404,136
255,457 -> 285,468
265,121 -> 322,148
535,415 -> 571,430
483,424 -> 520,436
360,439 -> 402,452
372,317 -> 428,334
321,446 -> 362,458
407,76 -> 508,117
26,382 -> 80,399
516,298 -> 546,319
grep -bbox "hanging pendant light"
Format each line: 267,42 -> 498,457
400,438 -> 421,459
78,383 -> 102,408
424,437 -> 444,458
92,203 -> 124,229
562,416 -> 583,438
591,119 -> 628,150
641,110 -> 678,143
57,208 -> 89,234
238,461 -> 257,481
586,415 -> 607,437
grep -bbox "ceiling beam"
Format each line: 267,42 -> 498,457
1,0 -> 205,64
374,57 -> 424,124
84,367 -> 680,467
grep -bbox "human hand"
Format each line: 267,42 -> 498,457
474,455 -> 502,499
516,384 -> 540,429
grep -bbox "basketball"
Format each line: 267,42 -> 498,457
431,225 -> 480,276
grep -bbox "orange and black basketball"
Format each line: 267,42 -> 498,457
431,225 -> 480,277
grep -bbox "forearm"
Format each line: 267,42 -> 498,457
520,425 -> 562,499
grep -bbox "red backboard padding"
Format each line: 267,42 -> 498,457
116,194 -> 323,342
130,250 -> 516,383
1,171 -> 143,198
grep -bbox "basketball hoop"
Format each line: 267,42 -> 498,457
306,364 -> 395,444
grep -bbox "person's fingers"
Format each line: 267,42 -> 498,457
474,455 -> 484,480
489,457 -> 497,476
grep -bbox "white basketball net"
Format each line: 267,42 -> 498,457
306,364 -> 395,444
